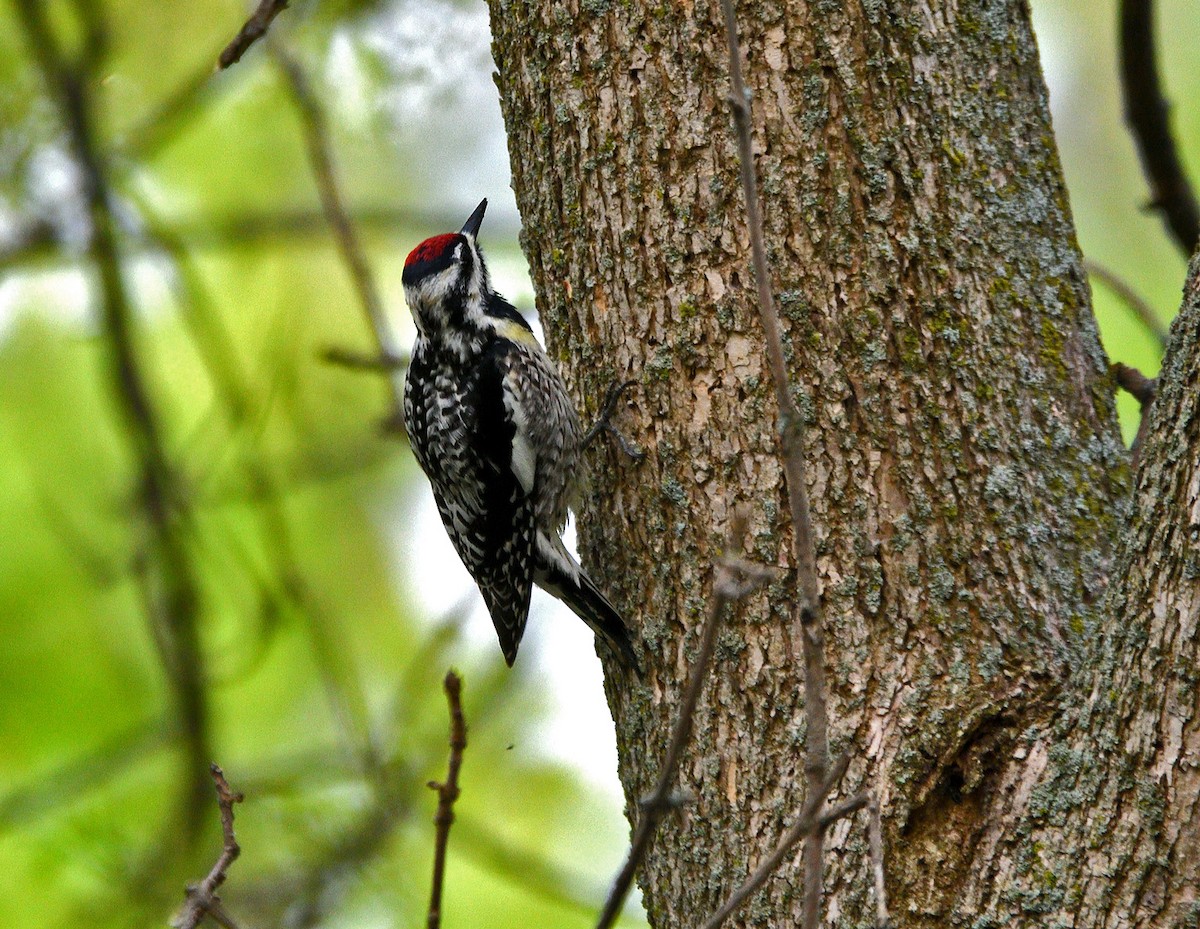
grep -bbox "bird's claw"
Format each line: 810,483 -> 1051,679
583,379 -> 644,461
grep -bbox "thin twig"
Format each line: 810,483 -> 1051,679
219,0 -> 290,69
718,2 -> 831,925
818,791 -> 870,829
868,798 -> 890,929
322,346 -> 411,373
0,207 -> 461,273
172,764 -> 245,929
13,0 -> 212,838
272,44 -> 405,416
595,526 -> 773,929
427,671 -> 468,929
1120,0 -> 1200,254
125,200 -> 383,779
1084,260 -> 1169,348
697,754 -> 854,929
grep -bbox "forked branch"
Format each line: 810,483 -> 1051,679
172,765 -> 245,929
595,520 -> 773,929
697,756 -> 856,929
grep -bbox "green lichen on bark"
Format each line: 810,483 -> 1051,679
480,0 -> 1170,926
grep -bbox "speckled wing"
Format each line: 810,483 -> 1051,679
404,341 -> 536,665
496,333 -> 584,533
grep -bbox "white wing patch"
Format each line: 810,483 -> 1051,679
503,369 -> 537,495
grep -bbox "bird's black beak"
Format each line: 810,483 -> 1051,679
460,198 -> 488,238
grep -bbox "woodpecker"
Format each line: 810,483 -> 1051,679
401,199 -> 639,672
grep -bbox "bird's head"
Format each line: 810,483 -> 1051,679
402,198 -> 491,336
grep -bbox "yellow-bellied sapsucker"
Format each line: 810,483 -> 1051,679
401,199 -> 639,671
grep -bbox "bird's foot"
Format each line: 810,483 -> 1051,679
582,379 -> 645,461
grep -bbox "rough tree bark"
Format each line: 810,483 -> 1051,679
487,0 -> 1199,925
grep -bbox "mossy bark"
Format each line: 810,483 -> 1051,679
486,0 -> 1198,924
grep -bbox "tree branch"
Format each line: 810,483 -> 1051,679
718,2 -> 831,925
595,522 -> 773,929
13,0 -> 212,838
172,764 -> 245,929
0,207 -> 456,273
321,346 -> 411,373
219,0 -> 289,69
427,671 -> 468,929
1112,362 -> 1158,407
1085,259 -> 1170,349
1120,0 -> 1200,255
272,44 -> 406,416
697,755 -> 855,929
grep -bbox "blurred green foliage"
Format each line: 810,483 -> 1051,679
0,1 -> 632,927
0,0 -> 1192,926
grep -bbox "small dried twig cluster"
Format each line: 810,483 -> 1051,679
711,0 -> 891,925
172,765 -> 245,929
175,672 -> 471,929
594,511 -> 881,929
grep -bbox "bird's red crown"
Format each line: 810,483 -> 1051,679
406,234 -> 459,269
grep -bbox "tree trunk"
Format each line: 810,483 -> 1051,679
487,0 -> 1199,925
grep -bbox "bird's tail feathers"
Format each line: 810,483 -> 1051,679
535,535 -> 641,675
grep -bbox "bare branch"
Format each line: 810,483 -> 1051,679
172,764 -> 245,929
273,44 -> 406,417
818,791 -> 870,829
595,519 -> 772,929
697,754 -> 853,929
184,207 -> 434,251
1085,259 -> 1170,348
1120,0 -> 1200,255
322,346 -> 411,373
427,671 -> 468,929
718,2 -> 831,925
219,0 -> 290,69
13,0 -> 212,837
